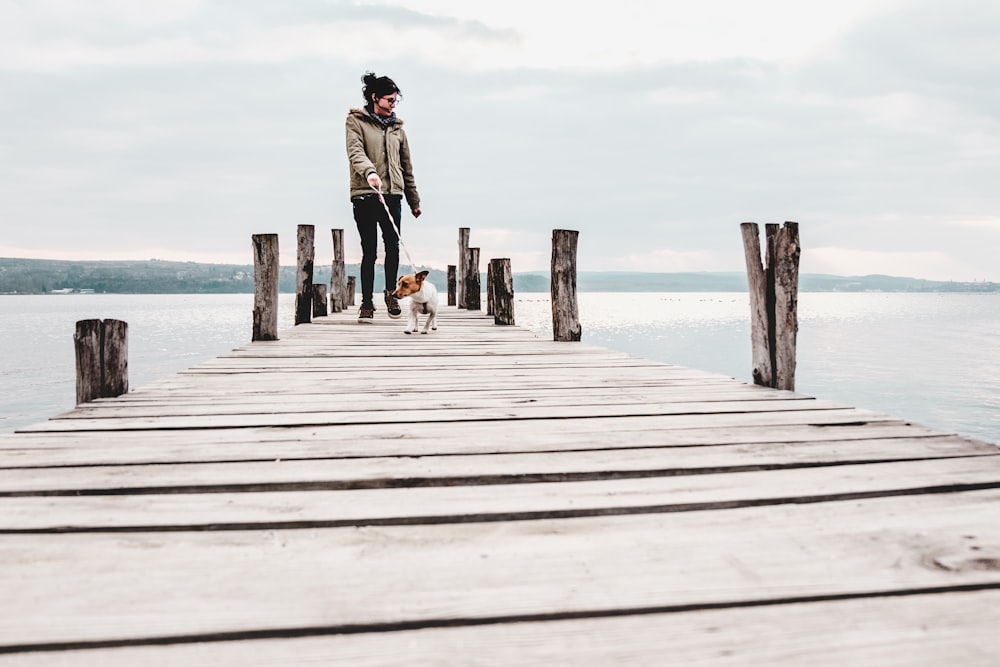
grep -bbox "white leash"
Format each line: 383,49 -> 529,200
372,186 -> 417,271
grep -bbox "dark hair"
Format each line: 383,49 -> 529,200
362,72 -> 401,108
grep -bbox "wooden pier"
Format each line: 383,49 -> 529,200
2,305 -> 999,665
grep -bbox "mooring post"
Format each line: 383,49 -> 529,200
74,320 -> 101,404
312,284 -> 328,318
486,260 -> 494,316
771,222 -> 800,390
551,229 -> 581,342
465,247 -> 481,310
490,258 -> 515,325
74,318 -> 128,405
346,276 -> 356,307
295,224 -> 315,325
252,233 -> 279,342
447,265 -> 457,306
740,221 -> 800,390
330,229 -> 346,313
457,227 -> 470,308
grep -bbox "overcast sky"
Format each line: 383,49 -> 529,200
2,0 -> 998,281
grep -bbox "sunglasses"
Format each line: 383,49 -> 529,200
380,96 -> 400,105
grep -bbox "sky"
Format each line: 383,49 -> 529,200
1,0 -> 999,281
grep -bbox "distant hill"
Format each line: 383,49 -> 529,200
1,258 -> 996,294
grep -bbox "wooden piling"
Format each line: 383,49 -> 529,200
74,320 -> 101,405
74,318 -> 128,405
465,247 -> 481,311
447,265 -> 457,306
295,224 -> 315,326
102,319 -> 128,399
252,233 -> 279,342
489,258 -> 515,325
457,227 -> 470,308
486,262 -> 494,316
770,222 -> 801,390
346,276 -> 356,307
551,229 -> 581,342
330,229 -> 346,313
312,284 -> 328,318
741,221 -> 800,390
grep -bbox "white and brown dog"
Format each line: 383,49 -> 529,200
392,270 -> 438,334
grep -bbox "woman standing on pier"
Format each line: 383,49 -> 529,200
346,72 -> 422,322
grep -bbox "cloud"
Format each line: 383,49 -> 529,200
947,217 -> 1000,231
0,0 -> 998,282
0,1 -> 518,73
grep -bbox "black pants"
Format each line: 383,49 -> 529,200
352,194 -> 402,308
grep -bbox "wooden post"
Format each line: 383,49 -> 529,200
74,318 -> 128,405
551,229 -> 581,342
447,265 -> 457,306
490,258 -> 515,326
312,284 -> 328,317
347,276 -> 356,307
771,222 -> 800,391
252,233 -> 279,342
465,247 -> 481,310
457,227 -> 470,308
486,260 -> 494,316
741,221 -> 800,390
295,224 -> 315,325
74,319 -> 102,405
102,319 -> 128,399
330,229 -> 346,313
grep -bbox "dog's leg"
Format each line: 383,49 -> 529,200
405,307 -> 418,334
424,309 -> 437,333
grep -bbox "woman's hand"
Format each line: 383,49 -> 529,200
367,173 -> 382,190
411,207 -> 422,218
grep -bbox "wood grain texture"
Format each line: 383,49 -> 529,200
2,304 -> 997,663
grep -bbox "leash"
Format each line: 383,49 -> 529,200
372,185 -> 417,271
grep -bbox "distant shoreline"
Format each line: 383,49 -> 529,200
1,257 -> 997,294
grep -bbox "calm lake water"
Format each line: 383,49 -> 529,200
1,292 -> 997,444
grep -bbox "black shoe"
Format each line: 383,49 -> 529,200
384,290 -> 402,319
358,305 -> 375,322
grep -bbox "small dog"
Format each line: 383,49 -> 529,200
392,270 -> 438,334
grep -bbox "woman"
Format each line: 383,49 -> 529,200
345,72 -> 422,322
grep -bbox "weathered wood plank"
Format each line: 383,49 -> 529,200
1,414 -> 930,464
2,456 -> 998,530
0,438 -> 994,494
55,387 -> 813,419
6,590 -> 997,666
15,398 -> 853,432
4,302 -> 996,664
1,491 -> 999,648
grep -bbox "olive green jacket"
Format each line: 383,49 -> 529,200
345,107 -> 420,210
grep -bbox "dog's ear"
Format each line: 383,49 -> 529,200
416,270 -> 429,281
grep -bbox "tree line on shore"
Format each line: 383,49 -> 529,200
1,257 -> 996,294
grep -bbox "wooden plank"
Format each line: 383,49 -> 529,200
3,436 -> 992,494
2,456 -> 998,530
1,491 -> 999,648
70,384 -> 776,407
6,590 -> 997,666
1,415 -> 936,466
1,437 -> 995,494
16,398 -> 856,433
55,387 -> 812,419
4,304 -> 996,663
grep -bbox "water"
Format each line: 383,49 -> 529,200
1,292 -> 998,444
